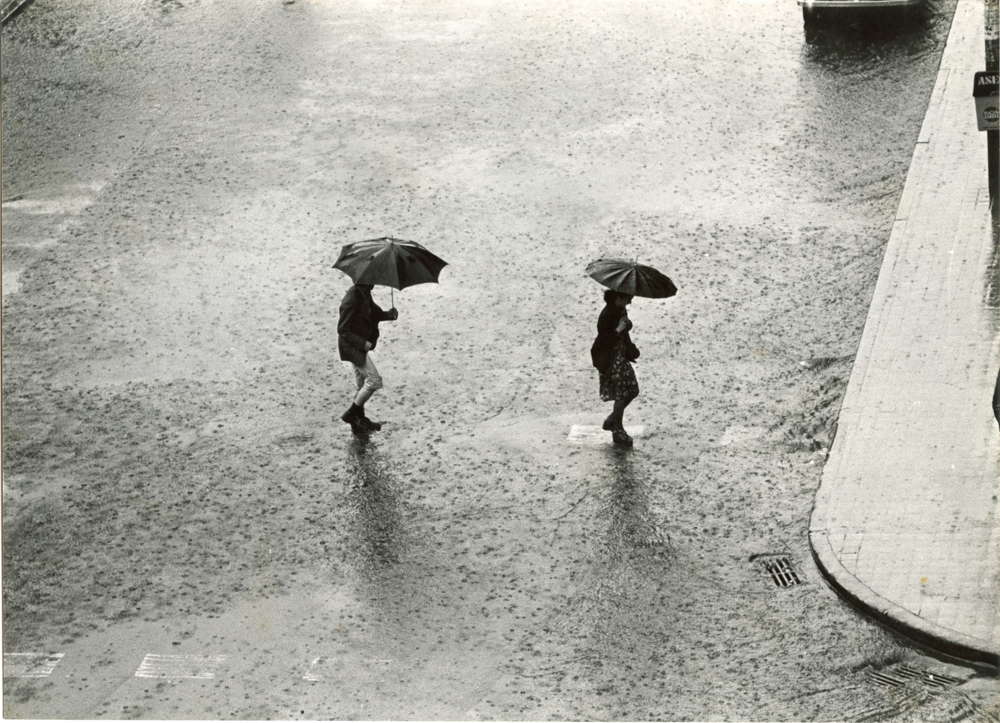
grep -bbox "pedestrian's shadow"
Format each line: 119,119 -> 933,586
581,446 -> 675,628
598,446 -> 673,560
344,434 -> 402,569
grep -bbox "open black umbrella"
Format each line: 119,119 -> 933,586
586,258 -> 677,298
334,237 -> 448,304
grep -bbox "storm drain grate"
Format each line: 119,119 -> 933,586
758,556 -> 802,587
868,664 -> 963,690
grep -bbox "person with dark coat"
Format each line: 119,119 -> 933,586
338,283 -> 398,432
591,289 -> 639,446
994,368 -> 999,427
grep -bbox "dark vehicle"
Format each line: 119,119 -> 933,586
798,0 -> 922,32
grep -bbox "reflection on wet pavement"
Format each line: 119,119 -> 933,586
599,447 -> 672,556
4,0 -> 996,717
802,4 -> 945,61
793,0 -> 958,214
345,434 -> 403,569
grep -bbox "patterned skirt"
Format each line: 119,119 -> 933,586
599,339 -> 639,402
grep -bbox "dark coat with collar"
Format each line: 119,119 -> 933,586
338,285 -> 393,367
591,302 -> 639,372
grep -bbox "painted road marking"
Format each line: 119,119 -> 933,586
3,653 -> 64,678
134,654 -> 227,679
567,425 -> 644,445
303,657 -> 334,681
2,269 -> 21,297
1,195 -> 95,215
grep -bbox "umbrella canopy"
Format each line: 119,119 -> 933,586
334,237 -> 448,291
586,258 -> 677,299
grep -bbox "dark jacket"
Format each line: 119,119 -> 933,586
338,285 -> 393,367
591,303 -> 639,372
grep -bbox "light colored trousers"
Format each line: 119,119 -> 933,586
352,353 -> 383,406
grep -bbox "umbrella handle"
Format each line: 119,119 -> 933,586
391,287 -> 394,308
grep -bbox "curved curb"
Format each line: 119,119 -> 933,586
809,521 -> 999,670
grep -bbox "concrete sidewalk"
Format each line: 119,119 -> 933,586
810,0 -> 999,667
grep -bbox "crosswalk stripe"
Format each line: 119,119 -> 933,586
567,424 -> 644,445
134,654 -> 227,679
3,653 -> 64,678
303,656 -> 331,681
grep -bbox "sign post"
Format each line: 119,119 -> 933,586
985,0 -> 998,212
987,0 -> 1000,422
973,72 -> 999,131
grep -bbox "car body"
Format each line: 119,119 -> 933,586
797,0 -> 920,7
798,0 -> 922,33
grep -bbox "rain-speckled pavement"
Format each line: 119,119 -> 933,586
810,0 -> 1000,668
5,0 -> 1000,719
0,0 -> 32,24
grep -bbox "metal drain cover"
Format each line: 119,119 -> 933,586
754,555 -> 802,587
868,664 -> 963,690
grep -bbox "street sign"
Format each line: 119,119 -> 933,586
973,71 -> 999,131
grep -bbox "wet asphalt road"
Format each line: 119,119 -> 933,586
3,0 -> 999,719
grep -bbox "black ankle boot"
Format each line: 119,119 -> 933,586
358,414 -> 382,432
341,403 -> 363,425
612,428 -> 633,446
